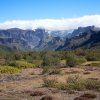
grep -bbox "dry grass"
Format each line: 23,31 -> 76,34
0,67 -> 100,100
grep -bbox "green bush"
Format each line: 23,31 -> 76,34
66,54 -> 78,67
76,57 -> 87,65
43,78 -> 58,88
86,53 -> 100,61
0,66 -> 21,74
66,77 -> 100,91
15,60 -> 35,68
13,53 -> 22,60
43,75 -> 85,91
31,60 -> 43,67
42,66 -> 61,75
74,49 -> 86,56
7,60 -> 16,66
0,59 -> 6,65
43,77 -> 68,90
43,75 -> 100,91
42,54 -> 60,66
84,79 -> 100,91
86,62 -> 100,67
56,82 -> 67,90
66,76 -> 100,91
66,75 -> 85,91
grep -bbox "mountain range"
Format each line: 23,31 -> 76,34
0,26 -> 100,51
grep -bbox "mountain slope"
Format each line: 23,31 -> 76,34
56,30 -> 100,50
69,26 -> 100,38
0,45 -> 15,53
35,36 -> 65,51
0,26 -> 100,51
0,28 -> 48,51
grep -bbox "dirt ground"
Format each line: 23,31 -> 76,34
0,66 -> 100,100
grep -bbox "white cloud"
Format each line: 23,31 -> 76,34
0,15 -> 100,30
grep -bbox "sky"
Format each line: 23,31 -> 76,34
0,0 -> 100,30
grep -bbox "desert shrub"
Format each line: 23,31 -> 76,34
42,66 -> 61,75
13,53 -> 22,60
40,96 -> 53,100
74,49 -> 86,56
86,53 -> 100,61
80,93 -> 97,99
43,75 -> 85,91
43,78 -> 58,88
66,75 -> 85,91
86,62 -> 100,67
56,82 -> 67,90
60,60 -> 66,67
30,91 -> 45,96
30,51 -> 41,60
7,60 -> 16,66
31,60 -> 43,67
0,66 -> 21,74
84,78 -> 100,91
66,54 -> 78,67
42,54 -> 60,66
74,93 -> 97,100
76,57 -> 87,64
43,75 -> 100,91
43,77 -> 68,90
26,56 -> 33,63
66,76 -> 100,91
74,97 -> 89,100
15,60 -> 35,68
0,59 -> 6,65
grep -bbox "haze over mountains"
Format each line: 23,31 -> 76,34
0,25 -> 100,51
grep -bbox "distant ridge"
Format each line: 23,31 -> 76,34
0,26 -> 100,51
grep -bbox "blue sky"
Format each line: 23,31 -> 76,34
0,0 -> 100,22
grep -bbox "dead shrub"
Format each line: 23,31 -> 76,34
74,97 -> 89,100
30,91 -> 45,96
74,93 -> 97,100
80,93 -> 97,99
40,96 -> 53,100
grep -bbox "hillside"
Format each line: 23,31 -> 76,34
57,30 -> 100,50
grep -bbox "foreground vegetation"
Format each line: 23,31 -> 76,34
0,48 -> 100,100
0,66 -> 21,74
0,48 -> 100,74
43,75 -> 100,91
